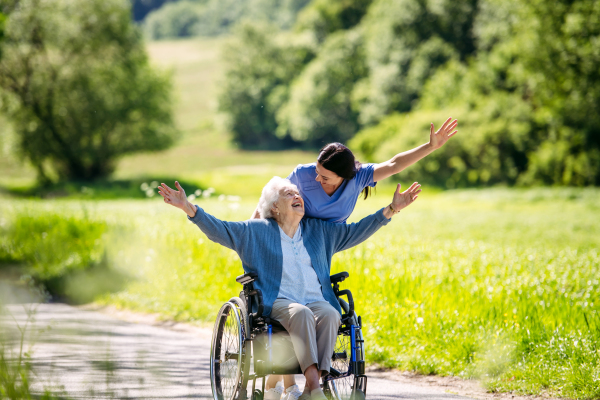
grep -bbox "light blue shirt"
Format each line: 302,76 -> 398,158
287,163 -> 377,224
277,225 -> 325,305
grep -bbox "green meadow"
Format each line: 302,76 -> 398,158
2,38 -> 600,398
1,187 -> 599,398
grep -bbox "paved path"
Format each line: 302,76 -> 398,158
1,303 -> 475,400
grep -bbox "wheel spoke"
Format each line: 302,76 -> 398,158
329,330 -> 357,400
211,303 -> 243,400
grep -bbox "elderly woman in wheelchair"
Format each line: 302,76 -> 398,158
158,177 -> 421,400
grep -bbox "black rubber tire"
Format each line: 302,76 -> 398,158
229,296 -> 251,399
210,301 -> 246,400
229,297 -> 250,341
328,315 -> 364,400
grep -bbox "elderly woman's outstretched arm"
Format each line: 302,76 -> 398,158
326,182 -> 421,253
158,182 -> 249,252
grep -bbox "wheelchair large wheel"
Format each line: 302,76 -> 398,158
210,298 -> 249,400
328,316 -> 365,400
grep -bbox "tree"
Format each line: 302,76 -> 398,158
0,0 -> 177,182
351,0 -> 600,187
276,28 -> 367,144
218,22 -> 315,148
354,0 -> 478,125
144,1 -> 203,40
295,0 -> 373,43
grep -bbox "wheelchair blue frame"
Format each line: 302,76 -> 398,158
210,271 -> 367,400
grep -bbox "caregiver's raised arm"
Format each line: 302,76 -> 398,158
158,181 -> 197,218
372,117 -> 458,183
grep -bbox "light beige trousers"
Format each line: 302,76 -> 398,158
270,298 -> 341,374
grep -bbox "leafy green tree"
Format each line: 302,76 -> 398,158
218,22 -> 315,148
144,1 -> 203,39
144,0 -> 311,39
276,28 -> 367,144
354,0 -> 478,125
295,0 -> 373,43
0,0 -> 177,182
352,0 -> 600,187
515,0 -> 600,185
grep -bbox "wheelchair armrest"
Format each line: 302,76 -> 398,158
330,271 -> 349,284
337,289 -> 354,320
236,272 -> 258,285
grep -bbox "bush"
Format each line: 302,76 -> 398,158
0,213 -> 106,282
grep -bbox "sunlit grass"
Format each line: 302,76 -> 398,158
1,187 -> 599,398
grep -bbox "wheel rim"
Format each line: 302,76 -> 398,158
329,332 -> 354,400
211,302 -> 243,400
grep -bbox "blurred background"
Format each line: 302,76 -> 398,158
1,0 -> 599,398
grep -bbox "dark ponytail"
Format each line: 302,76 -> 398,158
317,142 -> 372,200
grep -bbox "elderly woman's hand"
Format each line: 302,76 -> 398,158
158,181 -> 197,217
384,182 -> 421,218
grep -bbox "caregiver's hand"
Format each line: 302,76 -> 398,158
429,117 -> 458,150
383,182 -> 421,219
158,181 -> 197,218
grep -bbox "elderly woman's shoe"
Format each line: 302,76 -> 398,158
264,381 -> 284,400
310,388 -> 328,400
282,384 -> 304,400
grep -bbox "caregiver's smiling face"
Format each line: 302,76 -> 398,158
315,162 -> 344,196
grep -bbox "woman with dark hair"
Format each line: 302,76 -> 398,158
252,117 -> 457,224
255,118 -> 457,400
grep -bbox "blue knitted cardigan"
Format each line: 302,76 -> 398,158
188,205 -> 390,316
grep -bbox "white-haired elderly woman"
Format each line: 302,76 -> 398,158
158,178 -> 421,400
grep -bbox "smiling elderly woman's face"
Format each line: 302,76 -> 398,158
257,177 -> 305,219
272,186 -> 305,219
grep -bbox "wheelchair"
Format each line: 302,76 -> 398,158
210,271 -> 367,400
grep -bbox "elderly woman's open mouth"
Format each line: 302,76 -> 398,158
292,200 -> 303,208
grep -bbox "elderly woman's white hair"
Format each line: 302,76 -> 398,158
257,176 -> 299,219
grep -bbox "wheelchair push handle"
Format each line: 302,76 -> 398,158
249,289 -> 264,319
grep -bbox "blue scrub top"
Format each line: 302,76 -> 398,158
287,163 -> 377,224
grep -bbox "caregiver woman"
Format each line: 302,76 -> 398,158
251,117 -> 457,223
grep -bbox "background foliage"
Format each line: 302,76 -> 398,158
143,0 -> 310,39
216,0 -> 600,187
0,0 -> 177,183
0,0 -> 599,397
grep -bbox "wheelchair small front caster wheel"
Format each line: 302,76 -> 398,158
252,389 -> 264,400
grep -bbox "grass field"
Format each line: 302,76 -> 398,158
1,187 -> 599,398
2,36 -> 600,399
